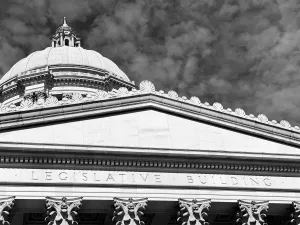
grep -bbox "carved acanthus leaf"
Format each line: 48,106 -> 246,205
212,102 -> 223,111
190,96 -> 201,105
139,80 -> 155,93
109,87 -> 130,98
112,197 -> 148,225
289,201 -> 300,225
257,114 -> 268,123
0,196 -> 15,225
235,200 -> 269,225
45,95 -> 59,107
94,90 -> 108,100
168,90 -> 178,100
177,198 -> 211,225
71,93 -> 83,102
20,99 -> 33,110
235,108 -> 246,117
45,196 -> 83,225
280,120 -> 291,128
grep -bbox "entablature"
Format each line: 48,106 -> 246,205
0,144 -> 299,177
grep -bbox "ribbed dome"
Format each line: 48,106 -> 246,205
0,46 -> 130,84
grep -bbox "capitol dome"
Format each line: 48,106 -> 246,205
0,46 -> 130,84
0,17 -> 135,105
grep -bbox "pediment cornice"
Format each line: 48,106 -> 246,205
0,81 -> 299,147
0,143 -> 299,176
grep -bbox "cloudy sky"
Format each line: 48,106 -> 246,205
0,0 -> 300,125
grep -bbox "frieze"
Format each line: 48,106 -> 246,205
0,80 -> 299,134
0,168 -> 278,188
0,168 -> 292,190
52,71 -> 105,79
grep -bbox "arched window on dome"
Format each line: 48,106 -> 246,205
65,39 -> 69,46
54,41 -> 57,47
75,41 -> 81,47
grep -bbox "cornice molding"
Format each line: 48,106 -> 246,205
0,65 -> 134,88
0,81 -> 300,147
0,151 -> 298,175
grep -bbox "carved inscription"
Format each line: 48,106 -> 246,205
185,175 -> 272,187
0,168 -> 281,190
29,170 -> 273,187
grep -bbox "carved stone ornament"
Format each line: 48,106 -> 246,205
0,196 -> 15,225
112,197 -> 148,225
235,200 -> 269,225
1,80 -> 300,134
177,198 -> 211,225
289,201 -> 300,225
139,80 -> 155,93
45,196 -> 83,225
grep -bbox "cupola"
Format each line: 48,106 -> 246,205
51,17 -> 81,47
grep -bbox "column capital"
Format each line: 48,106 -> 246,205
236,200 -> 269,225
112,197 -> 148,225
0,196 -> 15,225
45,196 -> 83,225
177,198 -> 211,225
289,201 -> 300,225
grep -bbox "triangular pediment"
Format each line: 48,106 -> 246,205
0,108 -> 299,157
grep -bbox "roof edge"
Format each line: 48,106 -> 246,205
0,80 -> 299,146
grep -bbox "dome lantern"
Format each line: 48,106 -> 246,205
51,17 -> 81,47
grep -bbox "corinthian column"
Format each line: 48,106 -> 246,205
235,200 -> 269,225
45,197 -> 83,225
289,201 -> 300,225
112,197 -> 148,225
0,196 -> 15,225
177,198 -> 211,225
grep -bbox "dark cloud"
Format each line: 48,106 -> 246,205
0,0 -> 300,125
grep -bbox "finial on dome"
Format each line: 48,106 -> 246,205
63,17 -> 68,27
51,17 -> 81,48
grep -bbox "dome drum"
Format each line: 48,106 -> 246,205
0,65 -> 135,105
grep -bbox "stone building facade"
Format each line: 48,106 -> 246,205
0,19 -> 300,225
